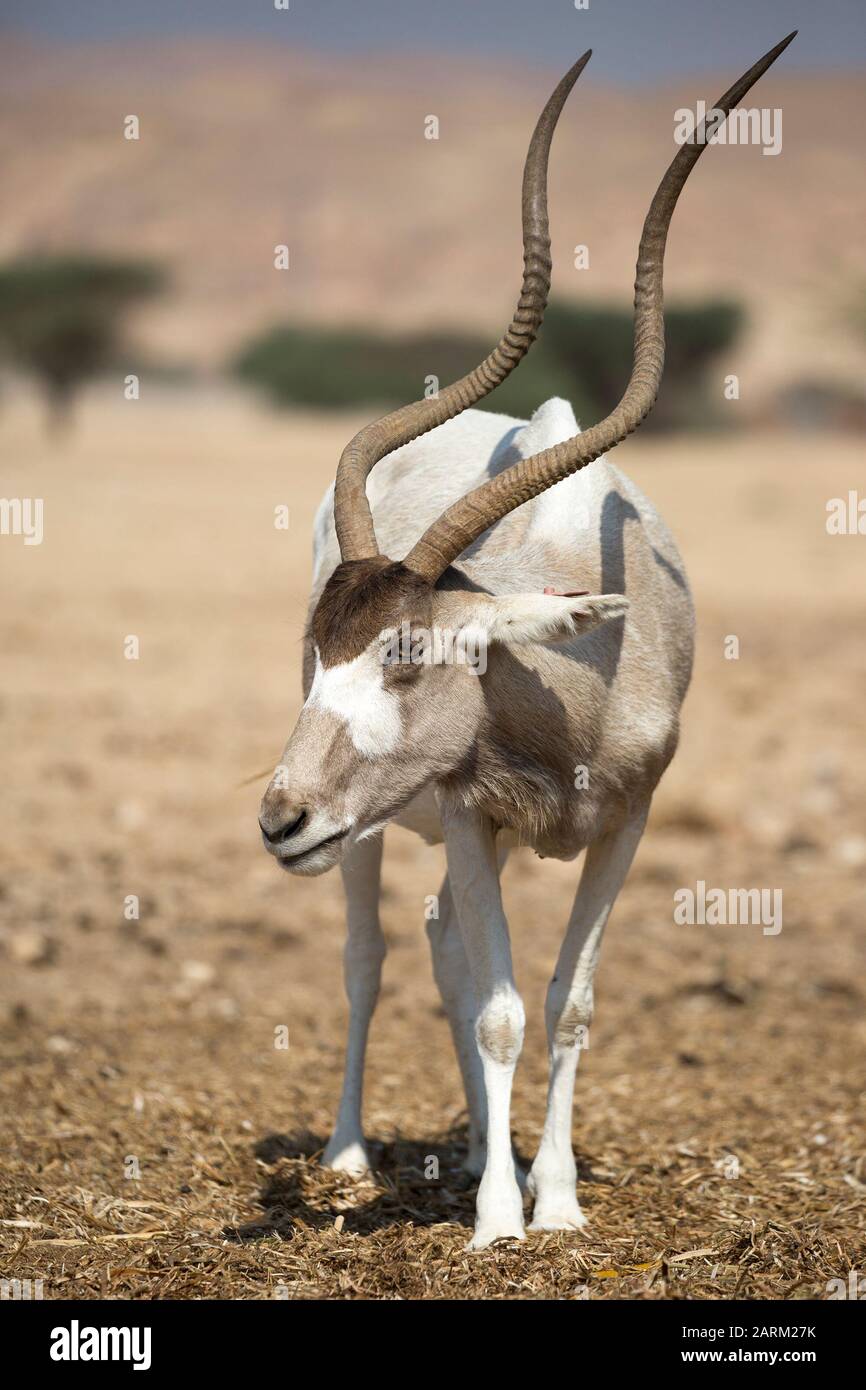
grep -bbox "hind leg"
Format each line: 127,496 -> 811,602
528,808 -> 648,1231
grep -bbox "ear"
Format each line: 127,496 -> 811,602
484,592 -> 629,646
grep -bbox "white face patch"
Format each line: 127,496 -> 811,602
306,647 -> 402,758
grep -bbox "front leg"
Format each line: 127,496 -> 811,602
322,835 -> 385,1174
425,875 -> 488,1177
439,798 -> 525,1250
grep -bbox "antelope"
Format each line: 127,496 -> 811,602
259,33 -> 795,1249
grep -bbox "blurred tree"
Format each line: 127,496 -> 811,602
0,256 -> 164,430
233,323 -> 579,422
233,298 -> 742,432
541,299 -> 744,431
841,278 -> 866,344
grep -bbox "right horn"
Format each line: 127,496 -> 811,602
332,49 -> 593,565
403,31 -> 798,583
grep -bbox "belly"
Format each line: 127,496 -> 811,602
392,786 -> 444,844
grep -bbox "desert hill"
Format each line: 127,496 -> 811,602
1,35 -> 864,399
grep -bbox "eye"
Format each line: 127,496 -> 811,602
383,659 -> 423,689
377,622 -> 430,681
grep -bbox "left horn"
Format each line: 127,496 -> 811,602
402,31 -> 797,583
333,50 -> 593,563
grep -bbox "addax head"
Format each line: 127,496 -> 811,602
259,555 -> 626,875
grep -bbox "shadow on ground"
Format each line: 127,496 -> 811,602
227,1128 -> 502,1240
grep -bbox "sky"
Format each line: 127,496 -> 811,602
1,0 -> 864,81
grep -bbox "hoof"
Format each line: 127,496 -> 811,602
321,1138 -> 372,1176
466,1224 -> 526,1252
528,1202 -> 587,1233
466,1177 -> 526,1251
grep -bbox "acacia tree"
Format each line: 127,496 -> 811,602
232,299 -> 743,430
0,256 -> 164,430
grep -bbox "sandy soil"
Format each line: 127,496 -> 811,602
1,385 -> 864,1299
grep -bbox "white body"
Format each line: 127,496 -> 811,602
287,397 -> 693,1246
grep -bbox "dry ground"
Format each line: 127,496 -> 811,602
1,385 -> 864,1299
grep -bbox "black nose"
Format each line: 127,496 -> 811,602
259,809 -> 307,845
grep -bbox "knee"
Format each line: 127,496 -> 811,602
546,978 -> 593,1050
476,990 -> 525,1066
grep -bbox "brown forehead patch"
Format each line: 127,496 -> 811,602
310,558 -> 433,667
